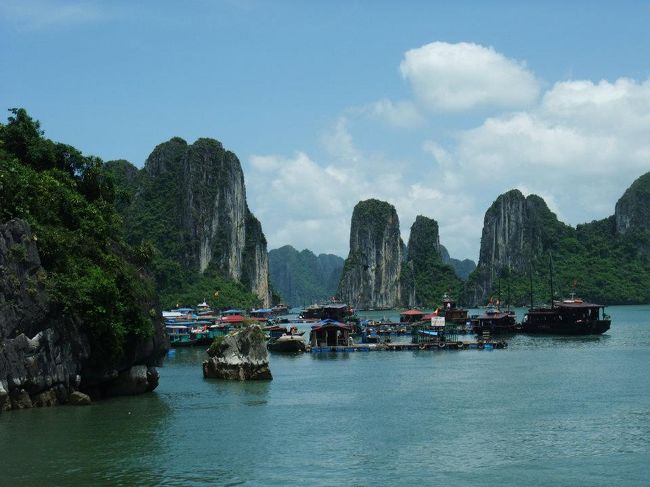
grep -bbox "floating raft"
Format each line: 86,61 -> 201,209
308,341 -> 507,353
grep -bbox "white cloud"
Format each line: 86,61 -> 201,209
399,41 -> 540,112
251,44 -> 650,264
424,76 -> 650,230
247,121 -> 480,259
362,99 -> 424,128
0,0 -> 106,30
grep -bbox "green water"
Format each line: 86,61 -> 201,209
1,306 -> 649,486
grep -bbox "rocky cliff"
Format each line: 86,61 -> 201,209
615,172 -> 650,236
337,200 -> 403,308
469,190 -> 572,305
268,245 -> 344,306
107,137 -> 271,306
468,175 -> 650,305
0,219 -> 166,412
401,216 -> 463,307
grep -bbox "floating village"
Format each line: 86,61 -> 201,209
164,293 -> 612,355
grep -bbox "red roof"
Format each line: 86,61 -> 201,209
400,309 -> 424,315
222,315 -> 245,323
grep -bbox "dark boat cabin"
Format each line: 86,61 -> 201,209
441,294 -> 468,323
400,309 -> 425,323
309,320 -> 353,347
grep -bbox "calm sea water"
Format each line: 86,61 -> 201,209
1,306 -> 649,486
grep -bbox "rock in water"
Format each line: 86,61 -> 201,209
69,391 -> 91,406
202,326 -> 272,381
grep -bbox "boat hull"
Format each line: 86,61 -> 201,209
522,319 -> 611,335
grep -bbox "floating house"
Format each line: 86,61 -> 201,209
300,303 -> 353,321
250,308 -> 273,320
309,320 -> 353,347
400,309 -> 425,323
222,314 -> 245,324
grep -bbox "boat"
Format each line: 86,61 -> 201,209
522,296 -> 611,335
472,305 -> 516,335
271,303 -> 289,315
521,253 -> 611,335
267,334 -> 307,353
439,293 -> 469,324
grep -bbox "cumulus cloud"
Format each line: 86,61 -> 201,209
424,77 -> 650,227
399,41 -> 540,111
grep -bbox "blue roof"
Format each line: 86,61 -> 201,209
252,308 -> 273,313
223,309 -> 244,314
418,330 -> 439,336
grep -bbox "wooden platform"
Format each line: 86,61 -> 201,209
308,341 -> 507,353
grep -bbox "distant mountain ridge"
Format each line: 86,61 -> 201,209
268,245 -> 344,307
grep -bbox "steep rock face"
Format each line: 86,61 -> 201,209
268,245 -> 344,306
113,137 -> 271,306
615,171 -> 650,236
0,220 -> 165,412
470,190 -> 570,305
337,200 -> 403,308
202,326 -> 272,380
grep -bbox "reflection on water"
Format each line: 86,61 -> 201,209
1,305 -> 649,486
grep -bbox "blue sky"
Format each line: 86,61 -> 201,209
2,1 -> 650,260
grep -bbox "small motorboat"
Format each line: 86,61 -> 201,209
267,334 -> 307,353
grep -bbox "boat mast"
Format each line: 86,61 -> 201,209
529,263 -> 534,309
549,252 -> 555,309
506,265 -> 511,311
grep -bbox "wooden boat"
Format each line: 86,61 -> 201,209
522,297 -> 611,335
472,305 -> 516,335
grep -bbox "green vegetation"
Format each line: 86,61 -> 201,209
403,216 -> 463,307
0,109 -> 157,366
353,199 -> 398,242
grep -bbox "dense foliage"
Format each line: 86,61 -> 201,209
0,109 -> 157,366
268,245 -> 344,306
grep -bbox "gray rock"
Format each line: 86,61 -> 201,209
69,391 -> 91,406
113,138 -> 272,305
32,389 -> 57,407
468,190 -> 570,306
106,365 -> 156,396
0,381 -> 8,411
10,389 -> 32,409
203,326 -> 272,381
338,199 -> 403,308
0,218 -> 168,413
615,171 -> 650,236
